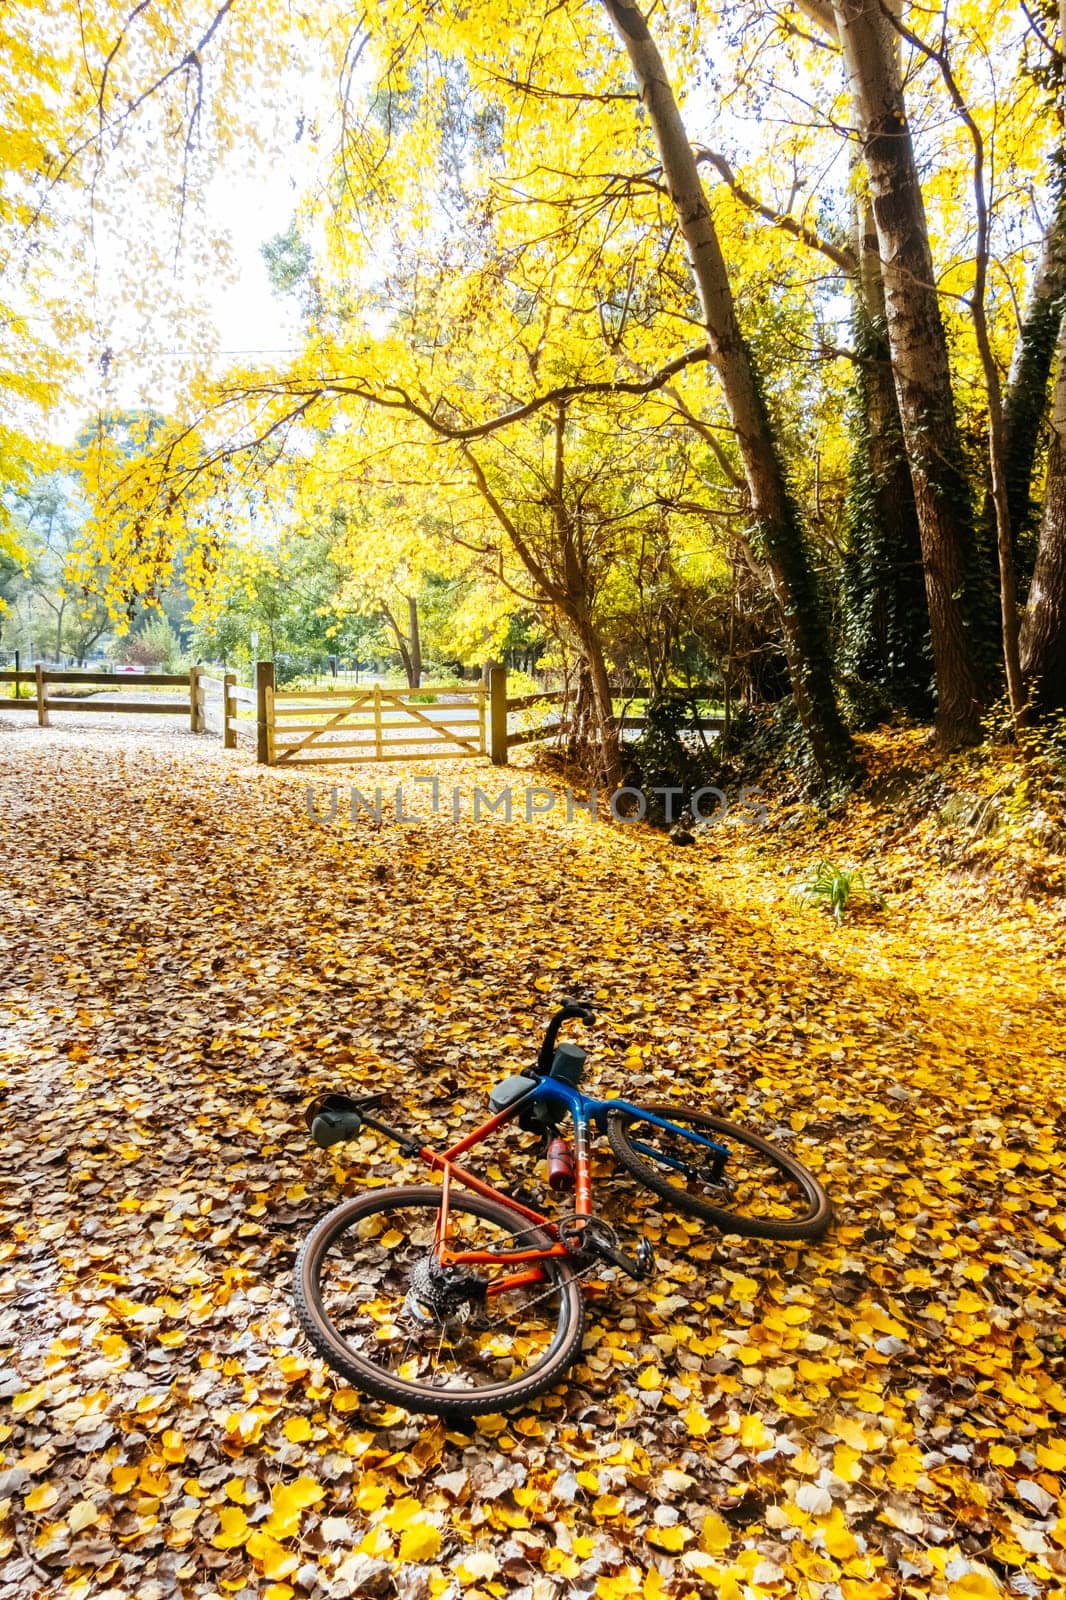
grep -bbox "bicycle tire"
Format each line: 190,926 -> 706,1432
606,1103 -> 831,1240
293,1185 -> 585,1417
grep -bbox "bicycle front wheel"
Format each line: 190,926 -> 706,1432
606,1103 -> 831,1240
293,1185 -> 585,1417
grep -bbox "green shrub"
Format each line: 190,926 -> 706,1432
792,860 -> 882,925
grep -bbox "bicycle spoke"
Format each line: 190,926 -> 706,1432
310,1197 -> 570,1396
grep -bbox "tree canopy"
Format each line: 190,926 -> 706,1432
4,0 -> 1066,772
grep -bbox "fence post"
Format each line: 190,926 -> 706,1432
189,665 -> 205,733
489,665 -> 508,766
35,664 -> 48,727
373,684 -> 382,760
14,648 -> 20,699
256,661 -> 275,764
223,672 -> 237,750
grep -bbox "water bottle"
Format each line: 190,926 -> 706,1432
547,1136 -> 575,1191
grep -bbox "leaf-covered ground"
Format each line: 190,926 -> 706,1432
1,717 -> 1064,1600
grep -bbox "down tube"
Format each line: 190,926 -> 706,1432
573,1103 -> 593,1216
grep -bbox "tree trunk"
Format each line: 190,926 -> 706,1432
1020,315 -> 1066,716
844,192 -> 931,710
831,0 -> 988,747
1003,189 -> 1066,563
380,600 -> 417,686
601,0 -> 855,784
406,594 -> 422,687
568,608 -> 622,793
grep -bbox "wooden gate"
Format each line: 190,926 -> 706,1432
267,680 -> 487,765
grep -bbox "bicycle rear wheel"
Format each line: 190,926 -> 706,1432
606,1103 -> 831,1240
293,1185 -> 584,1417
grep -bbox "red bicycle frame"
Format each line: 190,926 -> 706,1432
419,1097 -> 593,1296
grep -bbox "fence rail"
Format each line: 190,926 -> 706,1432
0,666 -> 252,748
3,663 -> 725,769
489,670 -> 725,765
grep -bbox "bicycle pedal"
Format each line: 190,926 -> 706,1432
635,1236 -> 655,1280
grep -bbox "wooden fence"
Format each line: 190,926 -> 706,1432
256,662 -> 487,766
1,662 -> 724,769
0,667 -> 253,748
488,667 -> 725,766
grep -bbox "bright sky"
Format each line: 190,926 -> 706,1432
52,46 -> 337,439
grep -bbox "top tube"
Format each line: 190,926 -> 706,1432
529,1079 -> 730,1157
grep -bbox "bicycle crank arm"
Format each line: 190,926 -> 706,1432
591,1233 -> 656,1282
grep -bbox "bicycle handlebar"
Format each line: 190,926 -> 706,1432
536,997 -> 595,1075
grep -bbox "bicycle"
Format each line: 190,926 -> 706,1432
293,998 -> 831,1417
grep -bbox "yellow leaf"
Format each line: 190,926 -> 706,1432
359,1523 -> 393,1557
11,1384 -> 47,1416
833,1416 -> 868,1452
833,1444 -> 862,1482
594,1494 -> 625,1518
739,1414 -> 772,1452
637,1366 -> 664,1391
730,1276 -> 759,1302
384,1496 -> 424,1531
886,1444 -> 923,1490
24,1483 -> 58,1513
111,1465 -> 139,1495
596,1572 -> 642,1599
67,1500 -> 99,1533
456,1551 -> 500,1583
823,1513 -> 858,1562
398,1521 -> 442,1563
283,1417 -> 313,1443
139,1463 -> 170,1496
699,1512 -> 732,1555
683,1402 -> 712,1437
989,1444 -> 1016,1468
646,1524 -> 691,1552
643,1568 -> 667,1600
266,1476 -> 324,1539
947,1575 -> 1002,1599
356,1478 -> 388,1512
212,1505 -> 249,1550
246,1529 -> 300,1581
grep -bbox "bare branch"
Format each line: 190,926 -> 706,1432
695,147 -> 856,272
217,343 -> 713,443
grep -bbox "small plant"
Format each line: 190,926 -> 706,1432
792,860 -> 881,925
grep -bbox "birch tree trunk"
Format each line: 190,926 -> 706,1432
830,0 -> 987,747
601,0 -> 855,783
1020,316 -> 1066,716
